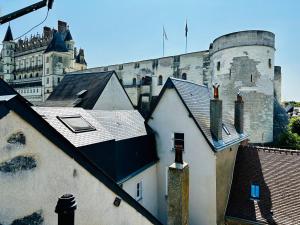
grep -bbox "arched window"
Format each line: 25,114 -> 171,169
24,74 -> 27,79
58,77 -> 60,83
14,75 -> 16,80
132,78 -> 136,86
182,73 -> 187,80
35,73 -> 39,77
30,73 -> 33,78
158,75 -> 163,86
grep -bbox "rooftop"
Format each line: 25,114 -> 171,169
45,71 -> 116,109
226,145 -> 300,225
149,77 -> 247,151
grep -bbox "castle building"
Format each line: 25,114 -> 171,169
0,20 -> 87,102
72,30 -> 282,144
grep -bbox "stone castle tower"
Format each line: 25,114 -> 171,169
209,30 -> 278,143
0,20 -> 87,102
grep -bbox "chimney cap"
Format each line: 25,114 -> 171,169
213,83 -> 220,99
55,194 -> 77,213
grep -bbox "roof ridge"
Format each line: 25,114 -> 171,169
170,77 -> 208,88
242,145 -> 300,155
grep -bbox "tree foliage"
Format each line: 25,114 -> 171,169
275,117 -> 300,150
289,117 -> 300,136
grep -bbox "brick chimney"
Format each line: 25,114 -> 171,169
58,20 -> 67,33
43,26 -> 51,39
210,84 -> 222,141
234,93 -> 244,134
168,146 -> 189,225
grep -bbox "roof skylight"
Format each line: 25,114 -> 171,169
57,115 -> 96,133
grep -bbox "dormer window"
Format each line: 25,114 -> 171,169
250,184 -> 260,200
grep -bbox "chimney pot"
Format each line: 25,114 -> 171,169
55,194 -> 77,225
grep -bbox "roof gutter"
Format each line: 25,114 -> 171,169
225,216 -> 267,225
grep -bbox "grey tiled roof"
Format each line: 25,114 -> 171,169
88,110 -> 147,141
44,31 -> 68,53
160,78 -> 247,150
33,107 -> 113,147
33,107 -> 147,146
45,71 -> 115,109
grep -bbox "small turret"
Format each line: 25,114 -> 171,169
64,30 -> 74,51
2,25 -> 16,81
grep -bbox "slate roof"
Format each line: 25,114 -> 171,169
3,25 -> 13,42
148,78 -> 247,151
32,107 -> 114,147
32,106 -> 157,182
45,71 -> 126,109
0,80 -> 162,225
226,146 -> 300,225
44,31 -> 68,53
88,110 -> 147,141
64,30 -> 73,41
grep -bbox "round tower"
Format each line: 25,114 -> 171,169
2,25 -> 16,81
210,30 -> 275,143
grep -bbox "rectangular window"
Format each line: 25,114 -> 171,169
174,132 -> 184,151
103,67 -> 108,72
268,58 -> 272,68
46,68 -> 49,74
118,64 -> 123,70
250,184 -> 260,200
57,115 -> 96,133
46,77 -> 49,84
46,57 -> 49,63
136,181 -> 143,201
58,56 -> 62,63
134,63 -> 140,69
217,61 -> 221,71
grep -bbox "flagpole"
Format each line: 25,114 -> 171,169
185,35 -> 187,53
163,26 -> 165,56
185,19 -> 188,53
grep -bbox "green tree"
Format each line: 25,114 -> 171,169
275,117 -> 300,150
289,117 -> 300,136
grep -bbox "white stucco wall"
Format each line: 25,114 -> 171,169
0,111 -> 154,225
148,89 -> 217,225
93,73 -> 134,110
122,164 -> 158,217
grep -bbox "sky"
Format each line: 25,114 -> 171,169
0,0 -> 299,101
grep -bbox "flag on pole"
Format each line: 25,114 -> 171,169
185,20 -> 188,37
163,26 -> 168,40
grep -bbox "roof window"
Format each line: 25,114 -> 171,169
57,115 -> 96,133
250,184 -> 260,200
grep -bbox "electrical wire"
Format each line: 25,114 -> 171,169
0,9 -> 49,45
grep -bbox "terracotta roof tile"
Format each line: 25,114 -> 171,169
226,146 -> 300,224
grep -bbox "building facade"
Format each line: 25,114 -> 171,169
0,20 -> 87,102
76,30 -> 281,143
